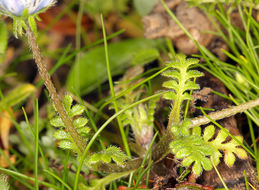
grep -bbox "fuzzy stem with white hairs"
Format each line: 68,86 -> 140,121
25,23 -> 86,153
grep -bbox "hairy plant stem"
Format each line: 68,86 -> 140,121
190,98 -> 259,127
168,96 -> 181,128
26,24 -> 86,153
98,98 -> 259,173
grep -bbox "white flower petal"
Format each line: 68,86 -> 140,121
32,0 -> 56,14
0,0 -> 56,17
0,0 -> 25,16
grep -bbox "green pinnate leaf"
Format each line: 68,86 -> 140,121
170,126 -> 216,177
50,117 -> 64,128
170,139 -> 184,153
88,146 -> 127,167
73,118 -> 88,128
201,157 -> 213,171
163,91 -> 176,100
162,70 -> 180,80
183,81 -> 200,92
233,147 -> 247,160
186,70 -> 204,80
180,120 -> 192,136
106,146 -> 128,166
171,125 -> 180,136
192,126 -> 201,136
58,140 -> 74,150
204,126 -> 247,168
78,127 -> 90,135
224,152 -> 235,167
184,58 -> 199,66
210,150 -> 222,166
170,123 -> 247,177
63,94 -> 73,112
182,156 -> 194,167
162,54 -> 202,123
196,145 -> 214,155
71,105 -> 85,117
162,80 -> 178,91
175,147 -> 192,159
203,125 -> 215,142
50,94 -> 90,156
193,160 -> 203,177
53,130 -> 70,140
101,153 -> 112,163
181,92 -> 193,100
180,124 -> 190,136
88,153 -> 102,165
213,130 -> 229,144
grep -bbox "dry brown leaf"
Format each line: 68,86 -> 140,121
0,150 -> 16,168
0,110 -> 16,167
37,5 -> 92,35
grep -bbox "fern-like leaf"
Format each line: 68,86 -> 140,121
50,94 -> 90,154
170,121 -> 247,177
87,146 -> 127,167
162,54 -> 203,125
170,134 -> 214,177
204,125 -> 248,167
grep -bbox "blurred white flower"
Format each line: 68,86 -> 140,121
0,0 -> 56,17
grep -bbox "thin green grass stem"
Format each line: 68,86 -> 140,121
22,107 -> 55,184
75,0 -> 85,93
61,151 -> 71,190
0,149 -> 17,172
33,100 -> 39,190
44,170 -> 72,190
212,162 -> 229,190
166,38 -> 176,57
100,14 -> 131,158
243,170 -> 249,190
0,167 -> 59,189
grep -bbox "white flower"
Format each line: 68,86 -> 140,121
0,0 -> 56,17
